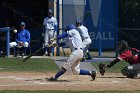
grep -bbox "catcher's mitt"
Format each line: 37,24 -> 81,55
98,63 -> 108,76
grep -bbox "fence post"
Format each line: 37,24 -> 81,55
0,27 -> 10,57
56,0 -> 60,56
115,0 -> 118,57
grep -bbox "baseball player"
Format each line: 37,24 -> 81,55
9,22 -> 30,56
47,24 -> 96,81
76,19 -> 92,61
99,40 -> 140,78
43,9 -> 58,56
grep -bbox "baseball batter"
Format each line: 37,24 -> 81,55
76,20 -> 92,60
47,24 -> 96,81
99,40 -> 140,78
43,9 -> 58,56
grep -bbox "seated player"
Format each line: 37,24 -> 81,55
9,22 -> 30,56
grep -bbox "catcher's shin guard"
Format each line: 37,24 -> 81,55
121,66 -> 139,78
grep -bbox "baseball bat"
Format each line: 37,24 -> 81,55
22,41 -> 57,62
22,46 -> 44,62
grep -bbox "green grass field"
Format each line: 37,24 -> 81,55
0,58 -> 139,93
0,58 -> 129,73
0,58 -> 59,72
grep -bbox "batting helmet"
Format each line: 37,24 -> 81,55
66,24 -> 75,31
117,40 -> 128,53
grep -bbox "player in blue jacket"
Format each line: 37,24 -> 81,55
9,22 -> 30,56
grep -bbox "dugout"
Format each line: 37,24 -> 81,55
1,0 -> 140,58
0,0 -> 56,56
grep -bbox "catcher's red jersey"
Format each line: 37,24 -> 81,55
118,48 -> 140,64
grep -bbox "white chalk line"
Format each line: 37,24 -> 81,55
0,75 -> 50,86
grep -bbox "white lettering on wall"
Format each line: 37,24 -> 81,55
90,32 -> 114,40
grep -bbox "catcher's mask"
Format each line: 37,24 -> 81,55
117,40 -> 128,54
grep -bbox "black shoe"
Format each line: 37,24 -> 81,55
46,76 -> 57,81
91,71 -> 96,80
43,53 -> 48,56
81,57 -> 86,61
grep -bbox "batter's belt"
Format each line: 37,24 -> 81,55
84,37 -> 89,39
74,48 -> 83,50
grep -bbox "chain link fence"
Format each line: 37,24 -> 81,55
118,0 -> 140,49
57,0 -> 140,58
58,0 -> 117,57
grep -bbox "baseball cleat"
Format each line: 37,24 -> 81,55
43,53 -> 48,56
91,71 -> 96,81
81,57 -> 86,61
46,76 -> 57,81
43,51 -> 48,56
49,53 -> 53,57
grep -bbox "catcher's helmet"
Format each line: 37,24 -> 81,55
117,40 -> 128,53
66,24 -> 75,31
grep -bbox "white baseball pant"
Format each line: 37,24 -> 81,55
9,42 -> 29,48
62,49 -> 83,75
82,38 -> 91,53
44,29 -> 56,46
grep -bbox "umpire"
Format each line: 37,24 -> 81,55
99,40 -> 140,78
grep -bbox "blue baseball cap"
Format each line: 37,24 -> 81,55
48,9 -> 53,14
20,22 -> 26,26
76,19 -> 81,24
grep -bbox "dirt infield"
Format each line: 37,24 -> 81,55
0,72 -> 139,91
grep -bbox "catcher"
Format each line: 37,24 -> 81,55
99,40 -> 140,78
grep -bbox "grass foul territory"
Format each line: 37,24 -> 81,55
0,58 -> 59,72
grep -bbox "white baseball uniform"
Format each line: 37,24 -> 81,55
62,29 -> 83,75
77,25 -> 91,53
43,16 -> 58,46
